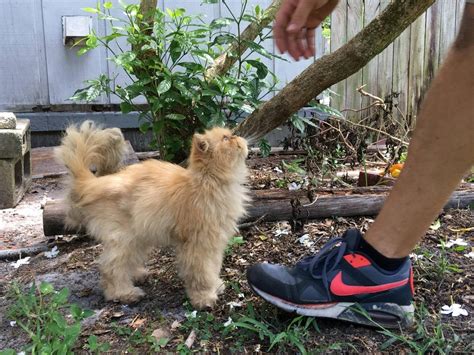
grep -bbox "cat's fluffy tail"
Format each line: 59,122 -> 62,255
55,120 -> 126,180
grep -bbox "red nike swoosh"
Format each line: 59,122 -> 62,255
330,271 -> 408,296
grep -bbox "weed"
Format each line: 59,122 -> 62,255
228,303 -> 319,354
84,335 -> 111,353
225,235 -> 246,255
6,282 -> 94,354
282,159 -> 306,175
111,322 -> 169,352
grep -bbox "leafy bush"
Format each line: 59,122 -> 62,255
72,1 -> 278,162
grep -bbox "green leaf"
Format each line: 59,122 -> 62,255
39,282 -> 54,295
157,79 -> 172,95
120,102 -> 134,114
103,1 -> 113,9
54,288 -> 70,304
166,113 -> 186,121
139,122 -> 151,134
246,59 -> 268,79
310,102 -> 344,119
82,7 -> 99,13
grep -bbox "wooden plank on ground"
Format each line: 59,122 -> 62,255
31,141 -> 139,179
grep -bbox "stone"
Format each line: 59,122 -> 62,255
0,120 -> 30,158
0,112 -> 17,129
0,119 -> 31,209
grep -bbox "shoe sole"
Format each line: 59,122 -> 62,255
249,284 -> 414,329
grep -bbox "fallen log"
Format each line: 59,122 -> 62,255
43,187 -> 474,236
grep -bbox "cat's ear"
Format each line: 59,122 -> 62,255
193,134 -> 209,153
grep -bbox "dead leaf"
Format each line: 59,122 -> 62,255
171,320 -> 181,330
152,328 -> 170,341
130,316 -> 146,328
111,311 -> 124,318
185,330 -> 196,349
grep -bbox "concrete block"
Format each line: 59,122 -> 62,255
0,118 -> 32,209
0,152 -> 32,209
0,112 -> 16,129
0,119 -> 31,158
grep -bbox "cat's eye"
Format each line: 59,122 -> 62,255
223,135 -> 230,141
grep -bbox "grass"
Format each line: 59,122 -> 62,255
3,282 -> 108,354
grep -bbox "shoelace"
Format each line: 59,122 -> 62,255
296,237 -> 347,299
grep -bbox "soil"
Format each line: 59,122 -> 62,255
0,155 -> 473,353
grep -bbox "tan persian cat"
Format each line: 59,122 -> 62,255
55,121 -> 249,308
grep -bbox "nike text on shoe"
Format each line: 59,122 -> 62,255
247,230 -> 415,329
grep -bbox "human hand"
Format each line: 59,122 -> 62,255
274,0 -> 339,60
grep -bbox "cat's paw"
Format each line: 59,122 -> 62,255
216,279 -> 226,295
105,286 -> 145,304
133,268 -> 150,284
188,290 -> 218,310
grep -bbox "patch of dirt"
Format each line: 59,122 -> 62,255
0,158 -> 473,353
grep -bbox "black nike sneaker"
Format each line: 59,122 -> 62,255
246,229 -> 415,328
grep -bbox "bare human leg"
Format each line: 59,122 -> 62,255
364,3 -> 474,258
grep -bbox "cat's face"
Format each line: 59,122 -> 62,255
190,127 -> 248,169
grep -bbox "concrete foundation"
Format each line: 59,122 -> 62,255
0,116 -> 32,209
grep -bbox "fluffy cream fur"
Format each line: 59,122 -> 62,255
56,121 -> 249,307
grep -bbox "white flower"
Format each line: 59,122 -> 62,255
288,182 -> 301,191
10,257 -> 31,269
226,301 -> 242,310
440,304 -> 468,317
186,310 -> 197,319
465,251 -> 474,259
17,352 -> 26,355
409,253 -> 424,262
10,321 -> 16,327
274,229 -> 289,237
223,317 -> 233,327
273,167 -> 283,174
298,234 -> 314,247
439,238 -> 468,248
44,246 -> 59,259
238,293 -> 245,299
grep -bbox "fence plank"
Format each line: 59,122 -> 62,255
344,0 -> 364,115
360,0 -> 380,117
455,0 -> 466,36
423,0 -> 441,97
407,13 -> 426,127
438,0 -> 457,65
329,0 -> 347,111
377,0 -> 393,103
392,26 -> 411,122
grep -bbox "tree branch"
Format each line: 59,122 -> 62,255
234,0 -> 435,141
204,0 -> 283,82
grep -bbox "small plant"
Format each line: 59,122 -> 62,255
281,159 -> 306,175
225,235 -> 246,255
6,282 -> 94,354
73,1 -> 279,162
377,303 -> 461,354
84,335 -> 111,353
228,303 -> 318,354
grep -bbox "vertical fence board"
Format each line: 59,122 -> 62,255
344,0 -> 364,114
455,0 -> 466,37
330,1 -> 347,111
407,14 -> 426,126
360,0 -> 380,117
392,26 -> 411,122
377,0 -> 394,102
438,0 -> 457,65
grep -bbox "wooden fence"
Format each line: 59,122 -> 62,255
329,0 -> 466,122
